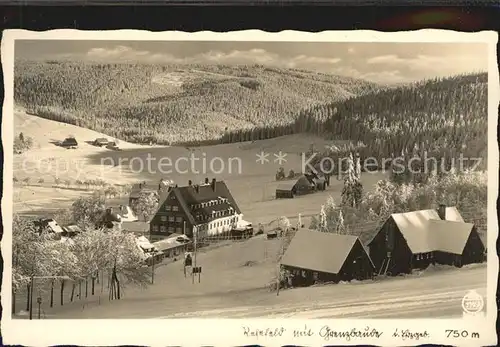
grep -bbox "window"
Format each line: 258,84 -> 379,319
161,216 -> 167,222
152,225 -> 159,232
176,227 -> 183,234
176,216 -> 183,223
165,205 -> 172,211
172,206 -> 179,212
160,226 -> 167,233
170,195 -> 176,200
168,216 -> 175,222
168,227 -> 175,233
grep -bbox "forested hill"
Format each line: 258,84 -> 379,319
14,60 -> 379,145
224,73 -> 488,165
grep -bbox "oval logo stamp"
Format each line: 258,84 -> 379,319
462,290 -> 484,315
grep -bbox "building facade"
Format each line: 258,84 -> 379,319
149,178 -> 244,242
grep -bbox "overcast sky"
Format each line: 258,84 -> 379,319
15,40 -> 488,84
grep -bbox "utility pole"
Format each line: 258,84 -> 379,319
29,276 -> 34,320
29,276 -> 71,320
192,227 -> 197,284
276,240 -> 284,297
151,252 -> 155,284
37,296 -> 42,319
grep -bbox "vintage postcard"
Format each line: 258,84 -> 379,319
1,29 -> 498,346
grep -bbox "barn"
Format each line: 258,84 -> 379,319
368,205 -> 485,276
295,175 -> 315,195
280,229 -> 375,287
275,181 -> 296,199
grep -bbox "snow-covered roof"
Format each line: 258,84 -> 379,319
136,235 -> 156,251
117,206 -> 139,222
153,234 -> 191,252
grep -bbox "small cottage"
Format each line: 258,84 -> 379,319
60,137 -> 78,149
34,218 -> 64,236
294,175 -> 315,195
93,138 -> 109,147
275,181 -> 296,199
280,229 -> 375,287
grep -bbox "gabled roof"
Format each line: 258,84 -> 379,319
136,235 -> 156,251
428,220 -> 474,254
388,208 -> 474,254
443,206 -> 465,222
157,181 -> 241,225
276,181 -> 296,190
152,233 -> 191,252
34,219 -> 64,234
112,205 -> 138,222
390,209 -> 440,253
280,229 -> 363,275
296,175 -> 315,187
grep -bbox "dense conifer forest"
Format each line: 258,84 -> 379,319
225,73 -> 488,173
15,61 -> 487,169
14,60 -> 378,144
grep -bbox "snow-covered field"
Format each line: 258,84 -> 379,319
16,235 -> 487,320
13,111 -> 387,226
11,112 -> 488,320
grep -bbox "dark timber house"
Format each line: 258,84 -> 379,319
275,181 -> 296,199
280,229 -> 375,286
368,205 -> 485,276
149,178 -> 244,242
275,174 -> 318,199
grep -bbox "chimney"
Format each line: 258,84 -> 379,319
188,180 -> 192,186
205,177 -> 209,184
211,178 -> 216,191
437,204 -> 446,220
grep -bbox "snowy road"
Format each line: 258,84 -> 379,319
44,263 -> 487,319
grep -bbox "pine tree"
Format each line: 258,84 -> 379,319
341,152 -> 363,208
297,213 -> 302,229
354,152 -> 361,180
318,205 -> 328,232
336,210 -> 346,234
